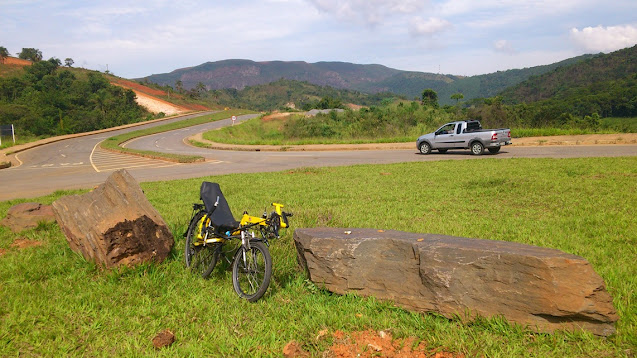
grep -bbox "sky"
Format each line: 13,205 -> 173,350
1,0 -> 636,79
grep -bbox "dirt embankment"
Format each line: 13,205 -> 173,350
2,57 -> 32,66
110,78 -> 210,113
111,85 -> 187,116
110,78 -> 212,115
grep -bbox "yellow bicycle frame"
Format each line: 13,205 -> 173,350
194,203 -> 288,242
238,203 -> 288,228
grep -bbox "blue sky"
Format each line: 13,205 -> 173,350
1,0 -> 636,79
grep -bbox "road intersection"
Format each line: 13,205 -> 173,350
1,112 -> 636,201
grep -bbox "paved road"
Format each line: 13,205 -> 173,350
1,112 -> 636,201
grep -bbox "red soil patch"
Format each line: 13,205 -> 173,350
180,103 -> 210,111
0,248 -> 6,256
2,57 -> 32,66
284,330 -> 464,358
11,238 -> 44,249
110,78 -> 168,97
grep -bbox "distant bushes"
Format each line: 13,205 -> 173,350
281,102 -> 451,141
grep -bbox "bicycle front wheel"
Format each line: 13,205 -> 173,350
185,211 -> 221,279
232,241 -> 272,302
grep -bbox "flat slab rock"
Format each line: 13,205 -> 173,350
294,228 -> 618,336
1,202 -> 56,233
52,170 -> 174,268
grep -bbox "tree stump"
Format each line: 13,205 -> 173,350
52,170 -> 174,268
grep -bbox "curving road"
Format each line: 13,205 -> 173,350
1,112 -> 636,201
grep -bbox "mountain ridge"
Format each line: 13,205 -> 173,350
139,55 -> 596,105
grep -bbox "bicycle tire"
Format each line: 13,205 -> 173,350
185,211 -> 221,279
232,240 -> 272,302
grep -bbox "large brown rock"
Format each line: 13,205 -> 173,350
52,170 -> 174,268
1,202 -> 56,232
294,228 -> 618,336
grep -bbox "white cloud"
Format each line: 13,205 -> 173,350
570,24 -> 637,52
408,16 -> 452,36
493,39 -> 517,54
306,0 -> 426,26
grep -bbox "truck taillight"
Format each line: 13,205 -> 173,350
491,133 -> 497,141
508,131 -> 511,138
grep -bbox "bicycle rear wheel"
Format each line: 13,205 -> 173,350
185,211 -> 221,279
232,241 -> 272,302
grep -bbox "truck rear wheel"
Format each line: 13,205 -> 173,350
419,142 -> 432,155
488,147 -> 501,154
470,142 -> 484,155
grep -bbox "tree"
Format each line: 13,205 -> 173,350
175,80 -> 184,94
49,57 -> 62,67
421,89 -> 438,108
195,82 -> 207,95
18,48 -> 43,62
0,46 -> 8,64
64,58 -> 74,67
451,92 -> 464,104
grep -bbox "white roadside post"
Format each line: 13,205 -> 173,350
232,115 -> 237,126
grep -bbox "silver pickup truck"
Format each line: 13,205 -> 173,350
416,120 -> 512,155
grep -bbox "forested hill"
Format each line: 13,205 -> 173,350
0,58 -> 148,139
501,45 -> 637,104
435,54 -> 594,104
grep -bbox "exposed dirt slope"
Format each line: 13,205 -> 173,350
2,57 -> 32,66
111,83 -> 187,115
110,78 -> 210,114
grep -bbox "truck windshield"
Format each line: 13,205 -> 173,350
438,123 -> 455,134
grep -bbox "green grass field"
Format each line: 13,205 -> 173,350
1,157 -> 636,356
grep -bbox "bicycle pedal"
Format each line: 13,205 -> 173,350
205,238 -> 224,244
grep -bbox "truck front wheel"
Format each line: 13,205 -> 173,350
470,142 -> 484,155
419,142 -> 432,155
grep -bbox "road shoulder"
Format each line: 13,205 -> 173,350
188,133 -> 637,152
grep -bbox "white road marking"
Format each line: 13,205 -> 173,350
90,140 -> 102,172
90,144 -> 184,172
